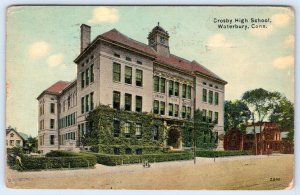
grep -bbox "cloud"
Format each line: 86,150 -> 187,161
272,55 -> 294,69
272,13 -> 290,27
47,54 -> 64,67
28,41 -> 50,60
250,13 -> 291,37
284,35 -> 295,47
88,7 -> 119,24
206,33 -> 232,48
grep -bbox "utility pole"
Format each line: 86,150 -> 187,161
193,119 -> 196,164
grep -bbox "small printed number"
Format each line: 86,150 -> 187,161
270,178 -> 280,181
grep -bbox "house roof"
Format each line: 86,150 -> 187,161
37,81 -> 71,99
246,126 -> 261,134
82,28 -> 226,84
101,29 -> 157,57
6,129 -> 29,141
45,81 -> 71,93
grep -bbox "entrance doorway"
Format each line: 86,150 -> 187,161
167,126 -> 181,149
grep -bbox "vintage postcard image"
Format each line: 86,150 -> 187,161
5,6 -> 294,190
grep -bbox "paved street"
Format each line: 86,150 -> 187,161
6,154 -> 294,190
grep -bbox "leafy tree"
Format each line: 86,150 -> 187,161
269,96 -> 294,142
26,136 -> 38,153
224,100 -> 251,132
242,88 -> 281,154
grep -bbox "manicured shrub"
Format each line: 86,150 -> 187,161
85,151 -> 192,166
7,147 -> 25,170
13,151 -> 97,171
45,150 -> 82,157
195,150 -> 251,157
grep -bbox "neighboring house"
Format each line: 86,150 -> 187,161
37,23 -> 227,154
224,122 -> 291,154
6,128 -> 28,149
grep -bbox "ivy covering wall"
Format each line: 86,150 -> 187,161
84,106 -> 217,154
181,109 -> 218,150
84,105 -> 166,155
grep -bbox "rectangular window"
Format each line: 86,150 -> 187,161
113,63 -> 121,82
125,66 -> 132,84
68,96 -> 71,109
203,88 -> 207,102
182,84 -> 187,98
137,60 -> 142,65
125,93 -> 132,111
214,112 -> 219,124
208,110 -> 213,123
85,94 -> 89,112
160,78 -> 166,93
10,140 -> 14,146
50,103 -> 55,113
16,140 -> 21,146
136,96 -> 142,112
114,53 -> 120,58
153,100 -> 159,114
168,103 -> 173,116
87,93 -> 92,112
135,124 -> 142,138
124,122 -> 130,135
187,107 -> 191,119
50,135 -> 55,145
187,85 -> 191,99
174,104 -> 179,117
126,56 -> 132,61
174,82 -> 179,96
169,80 -> 174,96
50,119 -> 55,129
113,91 -> 121,110
209,90 -> 213,104
113,119 -> 120,137
202,109 -> 207,121
160,102 -> 165,115
90,64 -> 94,83
215,92 -> 219,105
81,72 -> 85,88
86,68 -> 89,85
153,76 -> 159,92
81,97 -> 84,114
136,69 -> 143,87
182,106 -> 186,118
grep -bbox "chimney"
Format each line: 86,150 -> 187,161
80,24 -> 91,52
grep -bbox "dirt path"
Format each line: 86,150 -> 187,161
6,154 -> 294,190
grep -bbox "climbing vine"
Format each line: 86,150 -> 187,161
84,105 -> 166,154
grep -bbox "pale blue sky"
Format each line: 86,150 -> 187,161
6,6 -> 294,136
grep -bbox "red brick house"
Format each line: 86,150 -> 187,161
224,122 -> 290,154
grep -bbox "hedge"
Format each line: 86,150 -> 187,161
90,144 -> 162,155
85,151 -> 192,166
14,151 -> 97,171
195,150 -> 252,157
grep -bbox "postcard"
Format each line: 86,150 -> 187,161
5,5 -> 294,190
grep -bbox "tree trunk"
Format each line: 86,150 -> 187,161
259,121 -> 263,155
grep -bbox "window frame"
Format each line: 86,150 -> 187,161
135,95 -> 142,112
113,62 -> 121,82
125,66 -> 132,84
113,91 -> 121,110
124,93 -> 132,111
136,69 -> 143,87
